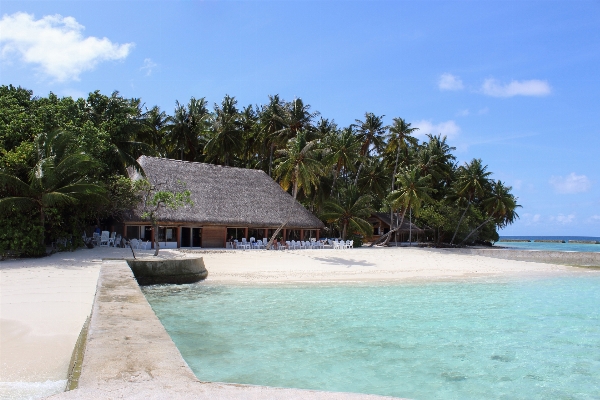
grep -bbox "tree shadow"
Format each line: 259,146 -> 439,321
309,256 -> 376,268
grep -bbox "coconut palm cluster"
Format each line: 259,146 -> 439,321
0,85 -> 519,256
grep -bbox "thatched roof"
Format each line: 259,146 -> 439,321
370,212 -> 429,233
126,156 -> 324,229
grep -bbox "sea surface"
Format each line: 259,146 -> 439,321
143,277 -> 600,400
497,236 -> 600,253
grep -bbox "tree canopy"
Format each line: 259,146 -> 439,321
0,84 -> 520,256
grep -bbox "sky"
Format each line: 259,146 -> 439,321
0,1 -> 599,236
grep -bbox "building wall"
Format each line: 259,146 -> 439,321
202,226 -> 227,248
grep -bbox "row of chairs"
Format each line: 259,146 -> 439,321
332,240 -> 354,249
230,237 -> 333,250
130,238 -> 150,250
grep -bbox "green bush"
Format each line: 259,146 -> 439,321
0,211 -> 45,258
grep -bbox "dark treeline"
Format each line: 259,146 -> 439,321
0,85 -> 519,257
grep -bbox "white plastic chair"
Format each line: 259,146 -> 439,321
130,238 -> 139,249
99,231 -> 110,247
108,232 -> 116,246
138,240 -> 150,250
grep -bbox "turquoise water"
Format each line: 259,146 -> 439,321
497,236 -> 600,253
143,278 -> 600,399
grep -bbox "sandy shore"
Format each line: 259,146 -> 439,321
0,248 -> 115,398
197,246 -> 586,284
0,245 -> 593,399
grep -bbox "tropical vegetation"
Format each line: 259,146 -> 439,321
0,84 -> 520,257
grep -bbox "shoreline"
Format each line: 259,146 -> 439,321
2,245 -> 599,399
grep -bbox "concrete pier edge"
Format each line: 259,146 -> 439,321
49,260 -> 401,400
439,248 -> 600,267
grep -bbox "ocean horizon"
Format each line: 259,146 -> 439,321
496,236 -> 600,253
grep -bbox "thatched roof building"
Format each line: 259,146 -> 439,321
123,156 -> 324,248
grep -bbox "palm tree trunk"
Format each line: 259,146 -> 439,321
331,168 -> 340,196
389,148 -> 400,243
383,208 -> 407,246
342,221 -> 348,240
354,162 -> 363,186
268,143 -> 274,177
292,166 -> 299,199
266,200 -> 296,250
370,208 -> 407,247
450,201 -> 470,245
460,217 -> 493,245
152,223 -> 160,256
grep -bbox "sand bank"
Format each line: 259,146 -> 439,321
195,247 -> 586,284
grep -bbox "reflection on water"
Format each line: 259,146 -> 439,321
143,277 -> 600,399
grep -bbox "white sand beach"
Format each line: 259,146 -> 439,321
0,245 -> 590,399
199,246 -> 582,284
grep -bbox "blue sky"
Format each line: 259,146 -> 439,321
1,1 -> 599,236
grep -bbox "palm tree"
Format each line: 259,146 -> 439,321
415,135 -> 456,192
460,180 -> 521,244
386,118 -> 419,189
358,158 -> 389,204
167,97 -> 210,161
373,167 -> 435,246
258,95 -> 286,176
278,98 -> 320,140
274,130 -> 322,199
238,104 -> 260,168
450,158 -> 492,244
323,126 -> 360,194
385,118 -> 419,228
266,129 -> 322,249
0,131 -> 106,245
204,95 -> 242,166
140,106 -> 169,156
354,112 -> 387,184
321,185 -> 373,240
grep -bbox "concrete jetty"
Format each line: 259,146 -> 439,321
49,260 -> 401,400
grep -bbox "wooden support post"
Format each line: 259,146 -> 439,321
150,226 -> 155,249
316,230 -> 320,240
244,227 -> 248,240
177,226 -> 182,248
283,229 -> 287,242
300,230 -> 304,241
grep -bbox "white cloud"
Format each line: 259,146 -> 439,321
438,73 -> 464,91
140,58 -> 157,76
478,107 -> 489,115
587,215 -> 600,223
412,120 -> 460,140
0,12 -> 133,82
522,213 -> 541,226
549,173 -> 592,194
549,214 -> 576,224
457,109 -> 470,116
512,180 -> 523,190
481,78 -> 551,97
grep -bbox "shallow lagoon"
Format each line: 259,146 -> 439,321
143,277 -> 600,399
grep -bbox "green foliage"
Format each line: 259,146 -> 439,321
0,84 -> 521,254
321,185 -> 373,240
0,209 -> 45,258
